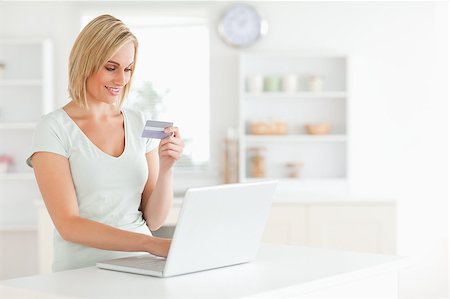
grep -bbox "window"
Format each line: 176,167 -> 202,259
82,15 -> 210,170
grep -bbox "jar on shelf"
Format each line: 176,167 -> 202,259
285,162 -> 303,178
281,74 -> 298,92
246,74 -> 263,93
248,148 -> 266,178
263,76 -> 281,92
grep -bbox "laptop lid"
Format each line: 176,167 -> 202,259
163,180 -> 277,277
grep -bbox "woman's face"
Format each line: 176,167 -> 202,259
86,41 -> 135,105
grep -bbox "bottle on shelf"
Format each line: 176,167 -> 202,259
223,127 -> 239,184
248,147 -> 266,178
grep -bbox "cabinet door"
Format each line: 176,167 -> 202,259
262,204 -> 307,245
307,205 -> 396,254
37,205 -> 54,274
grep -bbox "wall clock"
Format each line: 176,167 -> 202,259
218,4 -> 268,48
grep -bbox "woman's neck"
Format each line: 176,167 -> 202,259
63,100 -> 121,120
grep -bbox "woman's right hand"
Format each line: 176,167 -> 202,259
148,236 -> 172,257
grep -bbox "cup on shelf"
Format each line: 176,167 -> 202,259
246,74 -> 263,93
263,76 -> 281,92
281,74 -> 298,92
307,75 -> 324,92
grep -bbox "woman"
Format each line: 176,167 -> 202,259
27,14 -> 184,271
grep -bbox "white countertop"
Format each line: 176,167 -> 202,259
172,196 -> 396,206
0,244 -> 407,299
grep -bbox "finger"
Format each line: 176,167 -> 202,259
160,149 -> 182,159
159,143 -> 183,154
160,135 -> 184,147
164,126 -> 181,138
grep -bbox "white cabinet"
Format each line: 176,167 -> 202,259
306,204 -> 396,254
262,202 -> 397,255
238,52 -> 348,196
36,200 -> 396,272
165,201 -> 396,254
0,38 -> 53,227
263,203 -> 307,245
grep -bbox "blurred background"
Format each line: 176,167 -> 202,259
0,1 -> 448,298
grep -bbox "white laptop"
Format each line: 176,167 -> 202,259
96,181 -> 277,277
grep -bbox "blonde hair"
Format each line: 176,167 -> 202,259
68,14 -> 138,108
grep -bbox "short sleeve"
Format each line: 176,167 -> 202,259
146,137 -> 159,153
26,115 -> 69,168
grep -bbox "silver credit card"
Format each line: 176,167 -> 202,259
142,120 -> 173,139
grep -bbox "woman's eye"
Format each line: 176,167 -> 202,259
105,66 -> 115,71
125,68 -> 132,72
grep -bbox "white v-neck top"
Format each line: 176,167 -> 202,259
27,108 -> 159,271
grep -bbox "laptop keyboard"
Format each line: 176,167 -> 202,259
112,255 -> 166,271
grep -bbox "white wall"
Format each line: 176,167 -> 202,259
0,1 -> 447,297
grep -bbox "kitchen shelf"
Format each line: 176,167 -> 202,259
0,173 -> 35,181
245,134 -> 347,142
0,122 -> 38,129
238,51 -> 349,195
0,79 -> 43,86
0,38 -> 53,227
0,225 -> 37,232
244,91 -> 347,99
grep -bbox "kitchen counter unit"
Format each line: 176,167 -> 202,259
0,244 -> 406,299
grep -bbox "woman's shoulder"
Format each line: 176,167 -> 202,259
122,107 -> 147,126
122,107 -> 145,120
36,108 -> 66,129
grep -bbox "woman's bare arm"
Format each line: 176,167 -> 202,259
140,126 -> 183,231
32,151 -> 171,257
140,149 -> 173,231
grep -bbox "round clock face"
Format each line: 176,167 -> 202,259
218,4 -> 268,47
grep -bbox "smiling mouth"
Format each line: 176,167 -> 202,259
105,86 -> 121,96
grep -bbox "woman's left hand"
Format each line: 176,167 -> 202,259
158,126 -> 184,172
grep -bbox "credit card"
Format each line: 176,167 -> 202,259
142,120 -> 173,139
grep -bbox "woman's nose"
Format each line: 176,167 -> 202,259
113,71 -> 127,86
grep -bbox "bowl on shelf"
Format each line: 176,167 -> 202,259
249,121 -> 288,135
304,123 -> 332,135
